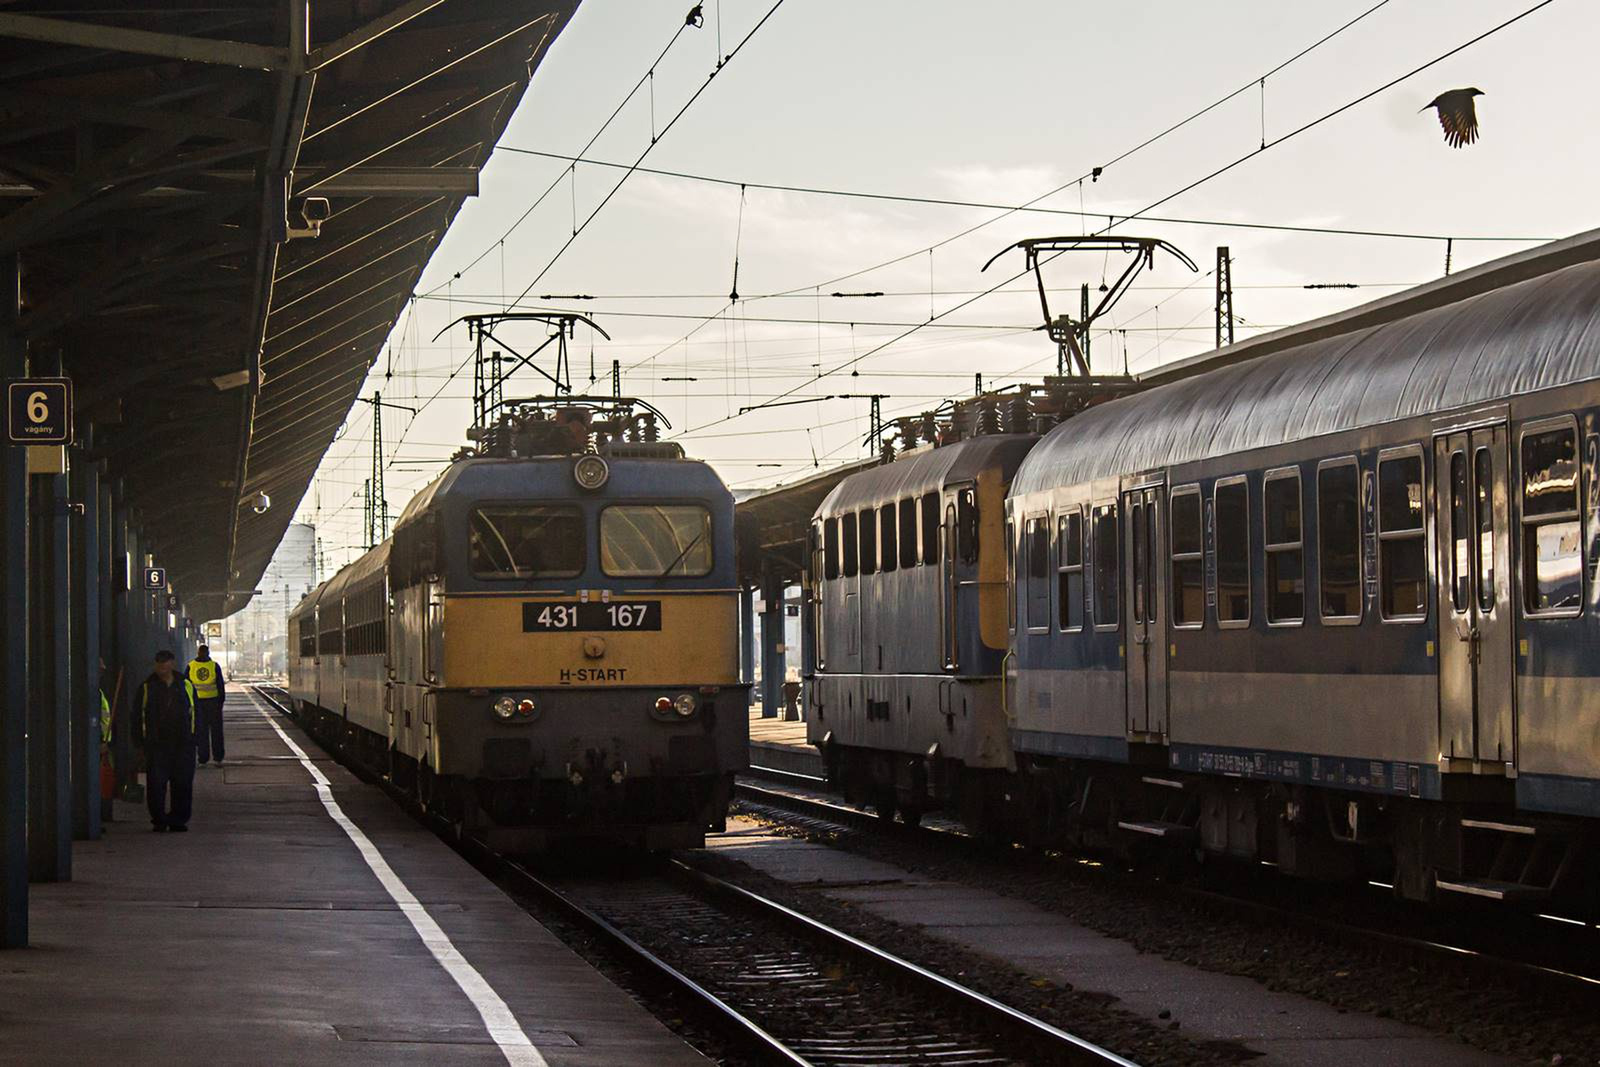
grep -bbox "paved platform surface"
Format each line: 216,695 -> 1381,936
747,708 -> 822,778
708,817 -> 1510,1067
3,690 -> 706,1066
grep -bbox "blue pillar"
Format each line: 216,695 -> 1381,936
759,571 -> 784,719
28,409 -> 72,882
0,256 -> 28,944
739,585 -> 755,701
70,451 -> 101,840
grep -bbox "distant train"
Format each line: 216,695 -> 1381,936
288,399 -> 748,850
808,235 -> 1600,907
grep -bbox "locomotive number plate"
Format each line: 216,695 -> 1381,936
522,600 -> 661,632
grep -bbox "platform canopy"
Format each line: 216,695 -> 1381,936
0,0 -> 578,620
735,457 -> 879,586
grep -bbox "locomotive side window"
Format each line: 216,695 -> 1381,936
470,505 -> 583,579
880,503 -> 898,573
1264,471 -> 1304,623
1521,424 -> 1582,614
1092,503 -> 1119,628
858,508 -> 877,575
898,498 -> 918,568
1170,488 -> 1203,628
1378,453 -> 1427,619
1317,461 -> 1361,619
1058,509 -> 1084,631
1214,478 -> 1250,625
824,518 -> 840,580
957,488 -> 979,564
1026,515 -> 1050,630
842,512 -> 859,576
600,505 -> 713,577
921,492 -> 939,565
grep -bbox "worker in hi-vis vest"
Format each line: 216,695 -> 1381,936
185,645 -> 228,767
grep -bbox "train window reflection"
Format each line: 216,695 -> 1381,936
1170,489 -> 1203,627
920,492 -> 939,565
1214,479 -> 1250,624
1265,472 -> 1303,623
1378,453 -> 1426,620
1521,425 -> 1582,614
1058,510 -> 1084,631
600,505 -> 713,577
1092,504 -> 1119,628
469,505 -> 583,579
1026,516 -> 1050,629
1318,462 -> 1361,619
898,498 -> 918,568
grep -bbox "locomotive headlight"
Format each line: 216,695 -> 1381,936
673,692 -> 696,717
517,698 -> 537,717
493,696 -> 517,720
654,696 -> 673,713
572,454 -> 609,491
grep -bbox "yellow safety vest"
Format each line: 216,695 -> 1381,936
188,659 -> 220,700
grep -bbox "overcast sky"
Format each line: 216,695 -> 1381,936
292,0 -> 1596,575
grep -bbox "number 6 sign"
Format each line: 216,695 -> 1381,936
6,378 -> 72,445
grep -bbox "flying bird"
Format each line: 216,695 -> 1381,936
1422,88 -> 1484,148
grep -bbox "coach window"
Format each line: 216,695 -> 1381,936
1026,516 -> 1051,630
1449,453 -> 1470,612
1170,488 -> 1203,628
1057,509 -> 1084,631
899,498 -> 918,568
470,505 -> 583,579
879,504 -> 898,573
859,508 -> 877,575
1214,477 -> 1250,625
921,492 -> 939,565
1378,451 -> 1427,620
842,512 -> 859,577
957,488 -> 979,564
1521,422 -> 1583,614
1317,460 -> 1361,620
601,505 -> 713,577
1006,518 -> 1017,633
1092,503 -> 1119,628
824,518 -> 840,580
1264,470 -> 1304,623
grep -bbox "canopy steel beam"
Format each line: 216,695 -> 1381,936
0,13 -> 289,71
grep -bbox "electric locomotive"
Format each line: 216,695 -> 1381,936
289,398 -> 748,850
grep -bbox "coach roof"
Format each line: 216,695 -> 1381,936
818,434 -> 1037,517
1012,244 -> 1600,496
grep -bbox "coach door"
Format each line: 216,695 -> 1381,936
1123,484 -> 1168,737
942,500 -> 959,670
1434,426 -> 1515,768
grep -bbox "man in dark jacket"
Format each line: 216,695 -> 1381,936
136,650 -> 198,833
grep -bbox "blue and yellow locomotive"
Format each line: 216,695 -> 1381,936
289,398 -> 748,849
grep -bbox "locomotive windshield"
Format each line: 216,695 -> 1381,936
601,505 -> 713,577
470,505 -> 584,578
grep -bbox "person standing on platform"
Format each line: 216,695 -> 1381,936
186,645 -> 227,768
135,651 -> 198,834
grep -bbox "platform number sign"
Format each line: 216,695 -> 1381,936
143,567 -> 166,591
6,378 -> 72,445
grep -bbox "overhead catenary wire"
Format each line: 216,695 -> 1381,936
670,0 -> 1563,444
493,145 -> 1550,246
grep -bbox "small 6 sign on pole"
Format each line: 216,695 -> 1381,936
6,378 -> 72,445
143,567 -> 166,591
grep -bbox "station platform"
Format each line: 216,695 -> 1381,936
747,707 -> 823,780
4,690 -> 706,1066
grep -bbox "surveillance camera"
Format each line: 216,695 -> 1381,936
250,491 -> 271,514
301,197 -> 330,224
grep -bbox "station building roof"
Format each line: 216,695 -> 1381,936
0,1 -> 578,620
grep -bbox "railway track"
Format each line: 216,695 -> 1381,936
251,686 -> 1134,1067
733,775 -> 1600,1012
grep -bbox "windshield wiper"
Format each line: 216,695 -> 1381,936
656,530 -> 706,577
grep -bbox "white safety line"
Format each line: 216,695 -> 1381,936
252,697 -> 549,1067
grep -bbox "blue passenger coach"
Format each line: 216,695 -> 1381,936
1004,238 -> 1600,903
